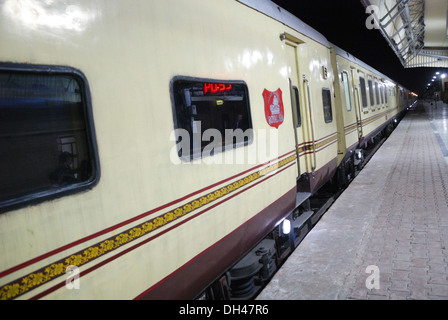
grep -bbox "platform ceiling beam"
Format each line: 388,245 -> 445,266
360,0 -> 448,68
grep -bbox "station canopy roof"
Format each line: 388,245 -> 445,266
361,0 -> 448,68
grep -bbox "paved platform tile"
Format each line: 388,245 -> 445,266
257,102 -> 448,300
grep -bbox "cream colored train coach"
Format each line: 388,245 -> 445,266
0,0 -> 414,300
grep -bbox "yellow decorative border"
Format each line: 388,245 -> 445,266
344,122 -> 358,135
0,154 -> 297,300
299,133 -> 338,154
314,134 -> 338,151
359,110 -> 390,127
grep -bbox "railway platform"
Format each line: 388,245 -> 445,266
257,101 -> 448,300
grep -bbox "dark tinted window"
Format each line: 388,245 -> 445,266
375,81 -> 380,105
172,78 -> 252,160
380,85 -> 384,104
292,86 -> 301,127
0,66 -> 98,211
322,88 -> 333,123
359,77 -> 368,108
368,79 -> 375,107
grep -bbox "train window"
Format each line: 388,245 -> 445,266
342,72 -> 352,111
0,65 -> 99,212
292,86 -> 301,127
368,79 -> 375,107
380,85 -> 384,104
171,77 -> 252,160
384,87 -> 388,103
374,81 -> 380,105
322,88 -> 332,123
359,77 -> 368,108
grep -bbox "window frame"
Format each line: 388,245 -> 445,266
374,79 -> 380,106
341,71 -> 352,112
380,84 -> 384,105
367,77 -> 375,107
292,85 -> 302,127
170,76 -> 253,161
322,87 -> 333,123
359,75 -> 368,109
0,63 -> 100,213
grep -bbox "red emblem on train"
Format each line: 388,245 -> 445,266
263,88 -> 284,129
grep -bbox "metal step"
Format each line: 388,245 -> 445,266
296,192 -> 311,207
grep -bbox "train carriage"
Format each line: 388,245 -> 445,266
331,45 -> 410,185
0,0 -> 414,300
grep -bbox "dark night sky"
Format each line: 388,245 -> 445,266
271,0 -> 444,96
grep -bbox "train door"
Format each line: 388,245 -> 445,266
281,32 -> 312,200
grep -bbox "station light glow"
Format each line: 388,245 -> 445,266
282,219 -> 291,235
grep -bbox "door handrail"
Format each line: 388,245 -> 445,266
354,87 -> 363,139
303,75 -> 316,172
